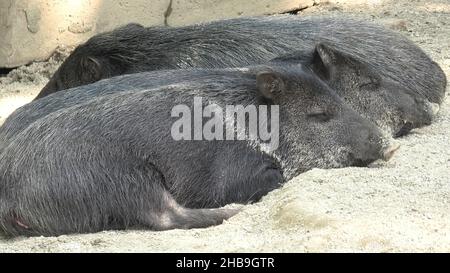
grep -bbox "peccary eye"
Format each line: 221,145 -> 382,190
359,82 -> 377,89
307,110 -> 332,122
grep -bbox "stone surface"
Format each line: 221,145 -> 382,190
0,0 -> 314,68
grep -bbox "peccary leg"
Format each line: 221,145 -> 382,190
138,194 -> 240,231
135,165 -> 240,230
0,156 -> 238,237
213,149 -> 284,206
173,146 -> 285,209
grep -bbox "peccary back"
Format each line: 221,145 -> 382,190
37,15 -> 446,106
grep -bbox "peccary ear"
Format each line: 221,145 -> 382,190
256,70 -> 286,99
79,56 -> 102,82
312,43 -> 381,86
311,43 -> 342,80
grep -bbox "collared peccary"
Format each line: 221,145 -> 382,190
0,63 -> 396,236
35,15 -> 446,135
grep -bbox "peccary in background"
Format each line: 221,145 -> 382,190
0,63 -> 397,236
35,15 -> 446,136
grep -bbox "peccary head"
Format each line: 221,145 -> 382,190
254,64 -> 395,179
36,23 -> 145,100
309,43 -> 435,137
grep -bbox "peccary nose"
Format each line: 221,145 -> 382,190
430,103 -> 440,116
382,143 -> 400,161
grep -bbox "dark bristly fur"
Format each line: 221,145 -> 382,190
0,64 -> 388,236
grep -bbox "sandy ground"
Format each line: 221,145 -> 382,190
0,0 -> 449,252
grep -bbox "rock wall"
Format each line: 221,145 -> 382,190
0,0 -> 314,68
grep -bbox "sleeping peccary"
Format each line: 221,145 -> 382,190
0,63 -> 398,236
35,15 -> 447,136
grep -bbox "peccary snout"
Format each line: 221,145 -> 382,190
348,129 -> 399,166
341,106 -> 396,167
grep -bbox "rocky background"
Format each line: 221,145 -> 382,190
0,0 -> 314,68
